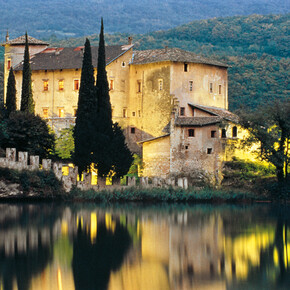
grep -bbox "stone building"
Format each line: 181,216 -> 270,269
2,34 -> 246,184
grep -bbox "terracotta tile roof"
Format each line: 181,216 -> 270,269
4,35 -> 48,45
132,48 -> 228,67
175,116 -> 222,126
14,45 -> 133,71
138,134 -> 170,144
188,103 -> 239,123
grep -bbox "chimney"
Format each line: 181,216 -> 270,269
128,36 -> 133,45
6,30 -> 9,42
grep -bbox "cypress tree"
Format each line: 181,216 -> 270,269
20,32 -> 34,114
111,122 -> 133,178
92,18 -> 114,177
73,38 -> 96,175
5,68 -> 17,116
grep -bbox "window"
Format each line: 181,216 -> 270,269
185,145 -> 189,150
211,130 -> 217,138
73,108 -> 77,117
43,80 -> 48,91
184,63 -> 188,72
188,129 -> 195,137
232,126 -> 237,138
158,79 -> 163,91
137,80 -> 141,93
7,59 -> 11,70
219,85 -> 222,94
130,127 -> 135,134
221,129 -> 227,138
209,83 -> 213,93
180,107 -> 185,116
43,108 -> 48,118
189,81 -> 193,91
132,112 -> 136,117
58,108 -> 64,118
207,148 -> 212,154
121,61 -> 126,67
74,79 -> 79,91
58,80 -> 64,91
109,79 -> 114,90
123,108 -> 127,118
138,110 -> 141,117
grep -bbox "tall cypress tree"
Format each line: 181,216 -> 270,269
20,32 -> 34,114
5,67 -> 17,116
73,38 -> 96,175
92,18 -> 114,177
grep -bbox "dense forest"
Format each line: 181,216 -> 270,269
0,14 -> 289,110
0,0 -> 289,38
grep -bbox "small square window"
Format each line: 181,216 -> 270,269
58,108 -> 64,118
110,79 -> 114,90
189,81 -> 193,91
132,112 -> 136,117
185,145 -> 189,150
232,126 -> 237,138
130,127 -> 135,134
74,79 -> 79,91
158,79 -> 163,91
43,80 -> 48,91
43,108 -> 48,118
184,63 -> 188,72
211,130 -> 217,138
180,107 -> 185,116
221,129 -> 227,138
121,61 -> 126,67
137,80 -> 141,92
207,148 -> 212,154
58,80 -> 64,91
188,129 -> 195,137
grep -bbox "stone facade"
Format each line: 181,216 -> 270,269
2,35 -> 249,185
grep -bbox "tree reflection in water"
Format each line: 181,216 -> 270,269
72,221 -> 132,290
0,242 -> 52,290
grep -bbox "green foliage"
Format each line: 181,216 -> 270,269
5,68 -> 16,116
0,111 -> 55,159
127,154 -> 143,177
55,126 -> 74,160
238,100 -> 290,182
0,167 -> 64,196
20,33 -> 35,114
111,122 -> 133,178
73,38 -> 96,174
92,19 -> 114,177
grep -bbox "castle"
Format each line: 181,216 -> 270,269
2,34 -> 249,184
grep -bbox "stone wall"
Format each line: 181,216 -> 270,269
0,148 -> 190,192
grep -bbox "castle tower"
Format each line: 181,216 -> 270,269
1,34 -> 48,102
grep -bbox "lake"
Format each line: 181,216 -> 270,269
0,202 -> 289,290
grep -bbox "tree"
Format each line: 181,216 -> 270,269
55,126 -> 75,160
0,111 -> 55,159
238,100 -> 290,182
5,67 -> 16,116
111,123 -> 133,178
92,18 -> 114,177
73,38 -> 96,174
20,32 -> 34,114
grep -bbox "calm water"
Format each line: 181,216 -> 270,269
0,202 -> 289,290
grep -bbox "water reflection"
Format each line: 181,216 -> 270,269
0,203 -> 289,290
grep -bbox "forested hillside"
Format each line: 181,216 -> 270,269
0,14 -> 289,110
0,0 -> 289,38
50,14 -> 290,110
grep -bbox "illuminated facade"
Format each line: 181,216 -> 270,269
2,34 -> 250,183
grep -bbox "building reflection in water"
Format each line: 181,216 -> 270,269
0,204 -> 289,290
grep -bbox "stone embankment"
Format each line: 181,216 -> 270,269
0,148 -> 189,195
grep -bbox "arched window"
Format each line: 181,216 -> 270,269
221,129 -> 227,138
